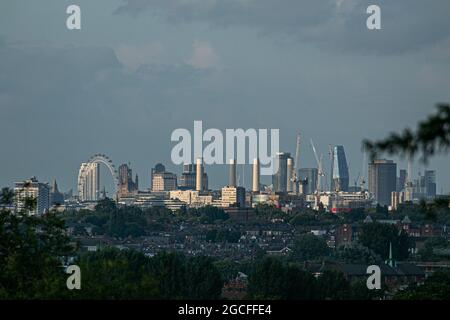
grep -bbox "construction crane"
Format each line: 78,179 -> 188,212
310,139 -> 325,207
289,133 -> 301,194
328,144 -> 334,192
294,133 -> 301,173
359,151 -> 367,191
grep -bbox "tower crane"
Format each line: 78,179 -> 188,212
310,139 -> 325,207
328,144 -> 334,192
292,133 -> 301,194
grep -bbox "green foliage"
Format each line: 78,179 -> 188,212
254,204 -> 287,220
148,252 -> 223,299
0,187 -> 14,205
292,234 -> 330,261
0,211 -> 74,299
188,206 -> 229,224
247,257 -> 318,299
316,271 -> 350,300
363,104 -> 450,162
418,237 -> 449,261
395,269 -> 450,300
70,248 -> 159,299
185,256 -> 224,299
359,223 -> 411,261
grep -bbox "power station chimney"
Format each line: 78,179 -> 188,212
229,159 -> 236,187
252,158 -> 260,192
196,158 -> 203,191
287,157 -> 294,192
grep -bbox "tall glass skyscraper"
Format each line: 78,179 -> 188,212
368,159 -> 397,206
331,145 -> 349,192
272,152 -> 291,192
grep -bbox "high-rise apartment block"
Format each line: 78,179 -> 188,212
221,186 -> 246,208
78,162 -> 100,201
14,177 -> 50,215
369,159 -> 397,206
272,152 -> 292,192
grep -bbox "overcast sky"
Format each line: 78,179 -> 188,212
1,0 -> 450,194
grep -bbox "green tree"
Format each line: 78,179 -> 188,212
363,104 -> 450,162
71,248 -> 159,299
0,211 -> 74,299
185,256 -> 223,299
359,223 -> 411,261
316,271 -> 350,300
395,269 -> 450,300
247,257 -> 318,300
292,233 -> 330,261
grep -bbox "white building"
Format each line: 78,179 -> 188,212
169,189 -> 213,207
14,177 -> 50,215
221,186 -> 245,208
152,172 -> 177,192
78,162 -> 100,201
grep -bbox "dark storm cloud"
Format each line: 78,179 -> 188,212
114,0 -> 450,55
0,40 -> 212,188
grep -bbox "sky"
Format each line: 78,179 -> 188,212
1,0 -> 450,194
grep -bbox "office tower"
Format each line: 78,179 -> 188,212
196,158 -> 203,191
424,170 -> 437,199
14,177 -> 50,215
229,159 -> 236,187
50,179 -> 64,205
331,145 -> 349,192
287,158 -> 294,192
397,169 -> 407,192
151,163 -> 177,192
179,163 -> 208,190
78,162 -> 100,201
252,158 -> 260,192
221,186 -> 246,208
150,163 -> 166,189
298,168 -> 318,195
368,159 -> 397,206
272,152 -> 291,192
118,163 -> 139,197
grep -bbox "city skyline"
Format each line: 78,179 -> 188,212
3,142 -> 443,197
1,1 -> 450,193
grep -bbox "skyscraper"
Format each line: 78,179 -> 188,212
272,152 -> 291,192
14,177 -> 50,215
179,163 -> 208,190
151,163 -> 177,192
331,145 -> 349,192
221,186 -> 246,208
397,169 -> 407,192
298,168 -> 318,195
368,159 -> 397,206
424,170 -> 437,199
78,162 -> 100,201
118,164 -> 139,197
